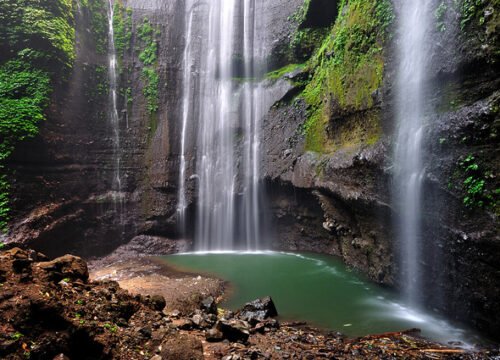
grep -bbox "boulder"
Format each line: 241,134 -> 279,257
37,254 -> 89,282
215,319 -> 250,343
238,297 -> 278,325
205,327 -> 224,342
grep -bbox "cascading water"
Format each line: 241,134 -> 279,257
394,0 -> 433,304
107,0 -> 123,217
177,0 -> 269,251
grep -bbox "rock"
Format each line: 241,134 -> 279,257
216,319 -> 250,343
150,295 -> 166,311
139,326 -> 152,338
53,354 -> 70,360
171,318 -> 193,330
200,296 -> 217,314
160,334 -> 203,360
37,255 -> 89,282
150,355 -> 162,360
238,297 -> 278,325
206,327 -> 224,342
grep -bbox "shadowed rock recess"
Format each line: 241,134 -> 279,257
3,0 -> 499,343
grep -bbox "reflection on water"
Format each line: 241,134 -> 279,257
160,251 -> 484,347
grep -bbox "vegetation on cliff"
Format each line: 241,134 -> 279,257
299,0 -> 394,152
0,0 -> 76,231
137,18 -> 160,117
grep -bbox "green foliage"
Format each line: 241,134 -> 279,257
113,1 -> 132,59
435,2 -> 448,32
81,0 -> 108,54
0,61 -> 51,230
300,0 -> 394,152
141,68 -> 159,114
11,332 -> 24,341
0,0 -> 74,231
0,0 -> 75,69
137,18 -> 160,114
457,155 -> 497,210
103,323 -> 118,332
138,19 -> 158,66
458,0 -> 484,29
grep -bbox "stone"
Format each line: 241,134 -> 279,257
150,295 -> 166,311
238,297 -> 278,325
216,320 -> 250,343
37,255 -> 89,282
53,354 -> 70,360
206,327 -> 224,342
200,296 -> 217,314
161,334 -> 203,360
171,318 -> 193,330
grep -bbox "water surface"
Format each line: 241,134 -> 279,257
161,251 -> 481,346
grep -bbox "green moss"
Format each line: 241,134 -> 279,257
265,63 -> 305,81
300,0 -> 394,153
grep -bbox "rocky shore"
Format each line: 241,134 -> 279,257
0,245 -> 498,360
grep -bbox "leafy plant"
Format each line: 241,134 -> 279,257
137,18 -> 160,114
435,2 -> 448,32
11,332 -> 24,341
458,155 -> 496,210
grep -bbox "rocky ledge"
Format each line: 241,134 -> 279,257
0,245 -> 497,360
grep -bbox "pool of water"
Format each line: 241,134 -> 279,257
160,251 -> 482,346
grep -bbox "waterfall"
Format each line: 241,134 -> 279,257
107,0 -> 123,217
394,0 -> 433,304
177,0 -> 268,251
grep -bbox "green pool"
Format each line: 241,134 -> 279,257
160,251 -> 481,346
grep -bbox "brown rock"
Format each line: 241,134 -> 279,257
160,334 -> 203,360
37,254 -> 89,282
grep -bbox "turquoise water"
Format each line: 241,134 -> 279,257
160,251 -> 481,345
